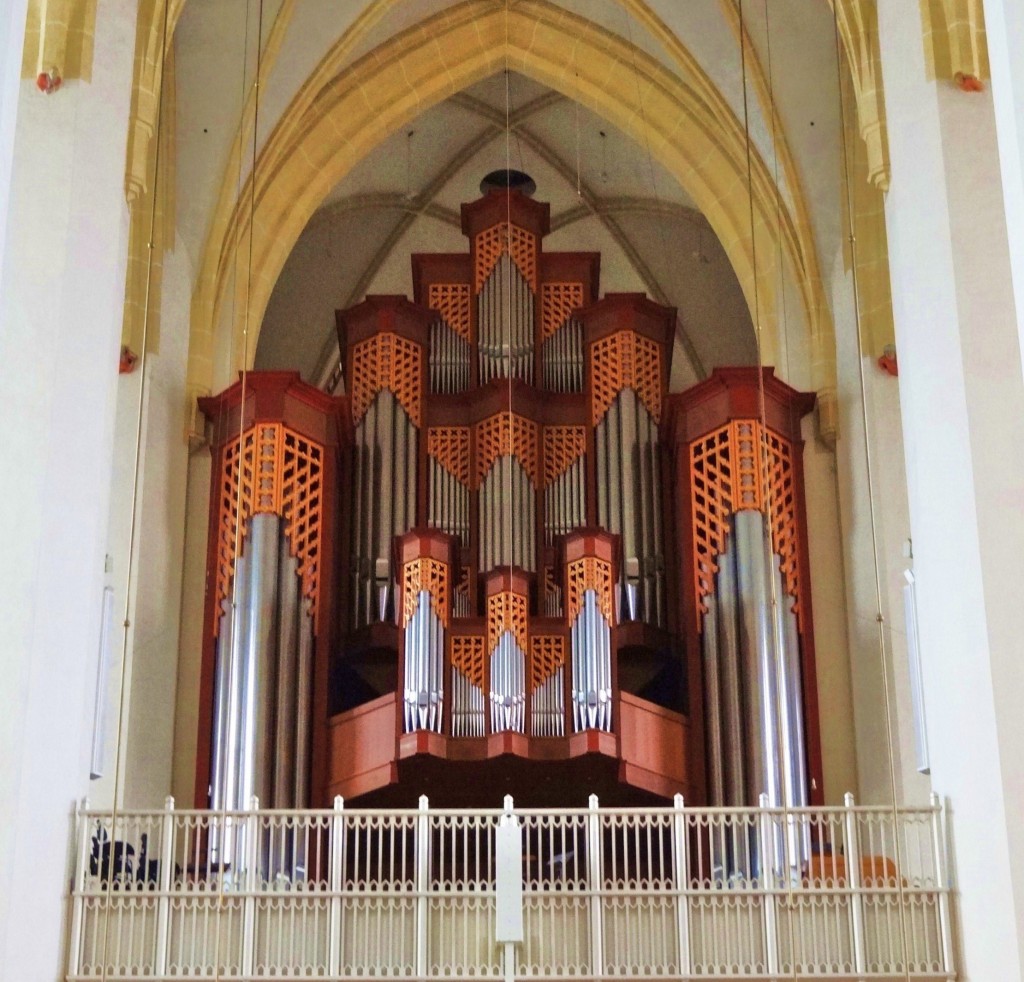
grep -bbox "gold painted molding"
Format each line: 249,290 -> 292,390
185,0 -> 833,415
832,0 -> 891,192
21,0 -> 97,85
920,0 -> 989,83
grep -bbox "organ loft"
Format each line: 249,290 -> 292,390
195,182 -> 823,814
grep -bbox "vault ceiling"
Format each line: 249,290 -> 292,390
172,0 -> 846,393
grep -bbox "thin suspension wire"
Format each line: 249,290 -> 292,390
621,4 -> 703,383
498,0 -> 514,722
212,1 -> 266,979
736,7 -> 800,980
99,1 -> 172,978
832,8 -> 913,978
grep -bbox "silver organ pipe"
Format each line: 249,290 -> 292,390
701,598 -> 725,808
403,589 -> 444,733
210,515 -> 315,865
696,509 -> 808,876
530,667 -> 565,737
429,318 -> 470,394
716,545 -> 746,808
543,455 -> 584,545
479,457 -> 535,573
595,390 -> 664,627
273,543 -> 299,808
451,666 -> 485,737
350,391 -> 418,629
570,590 -> 612,733
489,631 -> 526,733
736,509 -> 782,810
477,253 -> 534,384
541,316 -> 583,392
293,598 -> 314,807
428,457 -> 469,548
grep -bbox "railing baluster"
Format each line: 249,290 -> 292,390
67,797 -> 90,979
242,796 -> 259,977
416,795 -> 430,979
329,796 -> 345,977
931,792 -> 955,979
154,796 -> 175,977
587,794 -> 604,980
758,793 -> 780,979
671,794 -> 691,977
844,792 -> 867,981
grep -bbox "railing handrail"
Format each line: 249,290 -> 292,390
76,800 -> 943,820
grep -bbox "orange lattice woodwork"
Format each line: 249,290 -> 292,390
530,635 -> 566,689
487,590 -> 530,655
474,413 -> 540,488
590,329 -> 663,425
427,283 -> 472,341
350,331 -> 423,426
212,422 -> 325,636
543,426 -> 587,486
565,556 -> 615,627
688,418 -> 804,629
540,281 -> 584,339
428,427 -> 472,486
451,635 -> 486,689
401,557 -> 450,628
474,221 -> 538,292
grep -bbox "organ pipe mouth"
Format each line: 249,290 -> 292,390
480,169 -> 536,197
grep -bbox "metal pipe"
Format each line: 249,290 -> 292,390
717,540 -> 746,808
736,510 -> 782,807
294,598 -> 313,806
273,546 -> 299,808
210,598 -> 234,813
702,601 -> 725,807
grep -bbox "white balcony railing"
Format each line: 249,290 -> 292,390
67,794 -> 955,981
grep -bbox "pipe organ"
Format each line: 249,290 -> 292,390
195,188 -> 823,811
195,374 -> 346,813
664,370 -> 823,810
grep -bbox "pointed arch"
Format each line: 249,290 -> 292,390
185,0 -> 835,405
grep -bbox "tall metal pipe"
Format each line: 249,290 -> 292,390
294,599 -> 313,806
273,548 -> 299,808
702,601 -> 725,807
735,511 -> 782,808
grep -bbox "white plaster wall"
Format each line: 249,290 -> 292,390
829,255 -> 931,808
0,1 -> 138,975
116,238 -> 194,809
800,418 -> 858,804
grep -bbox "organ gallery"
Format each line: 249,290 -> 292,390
195,185 -> 823,813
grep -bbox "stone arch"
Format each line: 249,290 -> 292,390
185,0 -> 835,402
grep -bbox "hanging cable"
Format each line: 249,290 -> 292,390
831,8 -> 913,979
99,1 -> 172,978
736,6 -> 802,980
503,0 -> 516,726
211,1 -> 266,979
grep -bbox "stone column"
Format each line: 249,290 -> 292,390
0,1 -> 138,977
877,1 -> 1024,976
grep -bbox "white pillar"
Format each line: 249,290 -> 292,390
0,0 -> 27,280
984,0 -> 1024,380
877,2 -> 1024,977
0,1 -> 138,978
